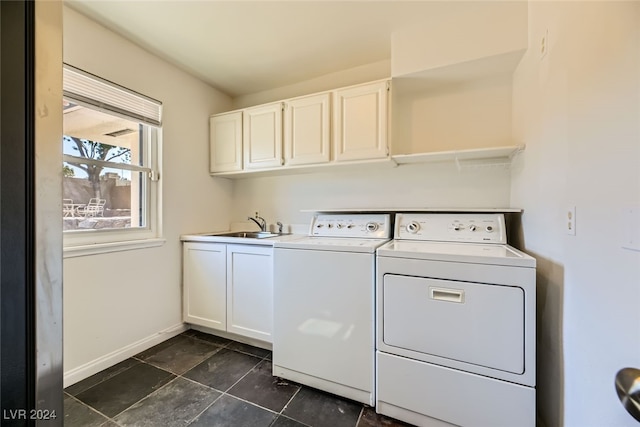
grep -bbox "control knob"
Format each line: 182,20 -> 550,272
406,221 -> 420,233
365,222 -> 379,232
469,225 -> 477,231
336,223 -> 344,229
327,223 -> 333,229
485,225 -> 494,233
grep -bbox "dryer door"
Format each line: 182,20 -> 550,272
382,274 -> 524,374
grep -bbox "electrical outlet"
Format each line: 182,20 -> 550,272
622,207 -> 640,251
540,29 -> 549,59
567,206 -> 576,235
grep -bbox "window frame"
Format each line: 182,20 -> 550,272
62,65 -> 164,257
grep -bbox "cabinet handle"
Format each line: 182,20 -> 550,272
430,287 -> 464,303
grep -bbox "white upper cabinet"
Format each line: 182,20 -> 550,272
210,111 -> 242,173
243,102 -> 283,170
209,79 -> 394,177
284,93 -> 331,166
333,80 -> 389,162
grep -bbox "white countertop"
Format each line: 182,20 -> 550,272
180,231 -> 306,245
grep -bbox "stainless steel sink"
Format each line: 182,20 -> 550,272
207,231 -> 282,239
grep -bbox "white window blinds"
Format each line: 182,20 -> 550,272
63,64 -> 162,127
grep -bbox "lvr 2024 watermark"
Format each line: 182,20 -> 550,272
3,409 -> 57,420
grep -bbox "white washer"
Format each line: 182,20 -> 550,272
273,213 -> 391,405
376,213 -> 536,427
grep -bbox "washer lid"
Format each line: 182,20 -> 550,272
275,236 -> 391,253
377,240 -> 536,268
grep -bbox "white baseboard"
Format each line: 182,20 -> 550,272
63,323 -> 188,388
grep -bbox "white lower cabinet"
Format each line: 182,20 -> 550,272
182,242 -> 273,343
226,244 -> 273,341
183,242 -> 227,331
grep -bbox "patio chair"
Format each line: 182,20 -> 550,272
63,199 -> 74,217
77,198 -> 106,217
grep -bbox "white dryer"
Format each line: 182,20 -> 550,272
273,213 -> 391,405
376,213 -> 536,427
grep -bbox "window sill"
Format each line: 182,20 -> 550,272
63,238 -> 166,258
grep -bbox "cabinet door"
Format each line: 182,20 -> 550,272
243,103 -> 283,169
210,111 -> 242,173
333,80 -> 389,162
183,242 -> 227,331
284,93 -> 331,166
226,245 -> 273,342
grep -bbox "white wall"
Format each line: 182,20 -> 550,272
231,162 -> 512,229
392,76 -> 514,154
511,2 -> 640,426
62,6 -> 234,383
390,0 -> 527,77
232,59 -> 390,109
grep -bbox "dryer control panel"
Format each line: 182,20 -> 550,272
310,213 -> 392,239
395,213 -> 507,244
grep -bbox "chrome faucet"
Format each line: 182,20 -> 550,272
276,221 -> 284,233
248,212 -> 267,232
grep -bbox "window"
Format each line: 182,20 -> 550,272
62,64 -> 163,256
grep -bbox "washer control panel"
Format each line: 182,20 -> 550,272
310,213 -> 392,238
395,213 -> 507,244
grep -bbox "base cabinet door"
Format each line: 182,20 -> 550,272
226,245 -> 273,342
183,242 -> 227,331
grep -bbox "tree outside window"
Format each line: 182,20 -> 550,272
62,101 -> 149,231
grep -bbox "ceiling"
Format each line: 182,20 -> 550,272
65,1 -> 460,98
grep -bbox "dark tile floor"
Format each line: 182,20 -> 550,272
64,330 -> 411,427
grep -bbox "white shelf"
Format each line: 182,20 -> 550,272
210,158 -> 396,179
301,207 -> 522,213
210,146 -> 525,179
391,145 -> 524,166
